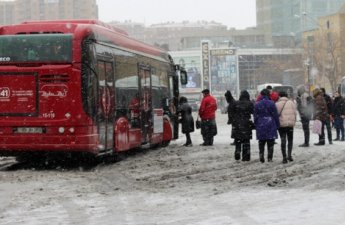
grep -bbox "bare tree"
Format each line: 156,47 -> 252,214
255,54 -> 303,85
305,28 -> 344,92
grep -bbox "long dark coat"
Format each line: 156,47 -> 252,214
178,103 -> 195,134
229,95 -> 254,140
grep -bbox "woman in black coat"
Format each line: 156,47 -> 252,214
225,90 -> 236,145
229,90 -> 254,161
178,96 -> 195,146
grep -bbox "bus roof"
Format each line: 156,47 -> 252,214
0,20 -> 170,61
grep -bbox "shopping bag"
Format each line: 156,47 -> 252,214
312,119 -> 322,135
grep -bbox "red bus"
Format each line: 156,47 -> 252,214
0,20 -> 186,159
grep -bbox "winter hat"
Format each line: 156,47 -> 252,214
260,88 -> 270,97
313,88 -> 321,98
202,89 -> 210,94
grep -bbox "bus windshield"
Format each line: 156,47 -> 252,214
0,34 -> 72,63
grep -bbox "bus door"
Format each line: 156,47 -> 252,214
139,65 -> 152,143
97,60 -> 115,153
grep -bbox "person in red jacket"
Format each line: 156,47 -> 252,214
198,89 -> 218,146
256,85 -> 279,102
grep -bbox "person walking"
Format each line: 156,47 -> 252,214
228,90 -> 254,161
296,85 -> 313,147
276,91 -> 297,163
199,89 -> 218,146
178,96 -> 194,147
313,88 -> 331,145
254,89 -> 280,163
332,91 -> 345,141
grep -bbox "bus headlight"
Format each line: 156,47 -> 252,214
69,127 -> 75,133
58,127 -> 65,133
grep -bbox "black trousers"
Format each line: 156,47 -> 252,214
259,140 -> 275,161
301,117 -> 310,145
201,119 -> 217,145
278,127 -> 294,159
235,139 -> 250,161
319,120 -> 332,144
185,132 -> 192,145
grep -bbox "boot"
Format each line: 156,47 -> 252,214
298,143 -> 309,147
259,148 -> 265,163
281,148 -> 287,164
287,149 -> 293,162
259,153 -> 265,163
314,141 -> 325,146
304,131 -> 310,147
242,142 -> 251,161
267,144 -> 274,162
234,141 -> 241,160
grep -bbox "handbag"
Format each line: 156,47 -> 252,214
312,119 -> 322,134
196,117 -> 201,129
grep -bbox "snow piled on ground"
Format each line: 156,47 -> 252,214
1,112 -> 345,225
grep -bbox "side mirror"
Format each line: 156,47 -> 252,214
180,70 -> 187,85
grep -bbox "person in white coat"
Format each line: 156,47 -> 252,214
276,91 -> 297,163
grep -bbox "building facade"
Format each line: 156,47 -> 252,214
0,1 -> 15,25
0,0 -> 98,25
302,5 -> 345,92
111,20 -> 266,51
257,0 -> 345,47
170,47 -> 303,100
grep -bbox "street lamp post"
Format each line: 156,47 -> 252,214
304,58 -> 311,96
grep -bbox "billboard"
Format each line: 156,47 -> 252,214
173,56 -> 202,93
210,49 -> 238,97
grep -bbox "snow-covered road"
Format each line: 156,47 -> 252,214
1,112 -> 345,225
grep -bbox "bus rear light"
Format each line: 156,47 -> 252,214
58,127 -> 65,133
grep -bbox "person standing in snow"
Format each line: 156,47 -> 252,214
228,90 -> 254,161
276,91 -> 297,163
320,88 -> 333,144
313,88 -> 331,146
177,96 -> 195,147
332,91 -> 345,141
256,85 -> 279,103
198,89 -> 217,146
296,85 -> 313,147
225,90 -> 236,145
254,89 -> 280,163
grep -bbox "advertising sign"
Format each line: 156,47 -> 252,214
210,49 -> 238,97
173,56 -> 202,93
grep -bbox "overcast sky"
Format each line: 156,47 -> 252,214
96,0 -> 256,29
